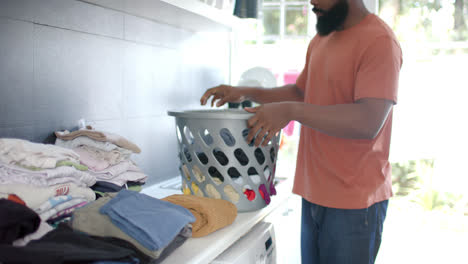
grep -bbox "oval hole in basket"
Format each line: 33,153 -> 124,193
248,167 -> 261,184
182,144 -> 192,162
208,166 -> 224,184
228,167 -> 242,181
205,183 -> 221,199
213,148 -> 229,166
270,147 -> 276,163
228,167 -> 243,185
264,166 -> 272,181
234,148 -> 249,166
224,184 -> 240,203
200,129 -> 214,146
220,128 -> 236,147
184,126 -> 194,144
254,148 -> 265,165
193,144 -> 208,165
243,184 -> 256,201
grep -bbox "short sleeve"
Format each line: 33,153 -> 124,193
295,39 -> 315,92
354,36 -> 402,104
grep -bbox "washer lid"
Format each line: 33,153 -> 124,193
238,67 -> 277,88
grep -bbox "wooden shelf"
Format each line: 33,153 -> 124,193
81,0 -> 240,32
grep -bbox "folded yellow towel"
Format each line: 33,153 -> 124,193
162,194 -> 237,238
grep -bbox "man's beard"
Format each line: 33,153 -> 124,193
313,0 -> 349,36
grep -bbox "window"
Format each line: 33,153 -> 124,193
232,0 -> 314,83
260,0 -> 314,43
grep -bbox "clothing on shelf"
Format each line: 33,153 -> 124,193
13,220 -> 54,246
0,223 -> 139,264
0,182 -> 95,210
99,190 -> 195,251
0,162 -> 96,187
54,129 -> 147,193
0,199 -> 41,244
72,193 -> 192,262
162,194 -> 237,238
0,138 -> 80,169
55,128 -> 141,153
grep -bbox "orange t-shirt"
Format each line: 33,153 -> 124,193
292,14 -> 403,209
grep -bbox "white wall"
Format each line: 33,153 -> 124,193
364,0 -> 378,13
0,0 -> 231,185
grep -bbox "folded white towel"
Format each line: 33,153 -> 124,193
0,138 -> 80,169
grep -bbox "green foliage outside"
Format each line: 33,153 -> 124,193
391,159 -> 466,213
379,0 -> 468,50
383,0 -> 467,214
285,6 -> 308,36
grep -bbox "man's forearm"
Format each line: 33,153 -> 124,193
240,84 -> 304,104
288,99 -> 392,140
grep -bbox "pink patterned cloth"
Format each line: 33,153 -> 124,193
55,128 -> 141,153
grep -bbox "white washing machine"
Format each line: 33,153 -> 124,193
211,221 -> 276,264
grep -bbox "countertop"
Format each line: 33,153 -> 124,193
141,176 -> 294,264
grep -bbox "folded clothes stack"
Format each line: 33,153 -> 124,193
72,190 -> 195,264
0,135 -> 239,264
0,138 -> 96,230
55,127 -> 147,195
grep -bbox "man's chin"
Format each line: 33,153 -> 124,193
316,22 -> 334,36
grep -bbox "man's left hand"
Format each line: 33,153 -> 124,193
244,102 -> 292,147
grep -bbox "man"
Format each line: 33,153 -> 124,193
200,0 -> 402,263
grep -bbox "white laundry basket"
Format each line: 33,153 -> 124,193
168,109 -> 280,212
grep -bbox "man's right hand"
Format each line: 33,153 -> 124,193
200,85 -> 246,107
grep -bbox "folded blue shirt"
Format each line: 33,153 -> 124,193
99,190 -> 195,251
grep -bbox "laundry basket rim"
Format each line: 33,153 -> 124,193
167,109 -> 254,120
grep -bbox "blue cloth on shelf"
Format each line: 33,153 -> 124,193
99,189 -> 195,251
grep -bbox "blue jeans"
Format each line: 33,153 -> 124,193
301,199 -> 388,264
